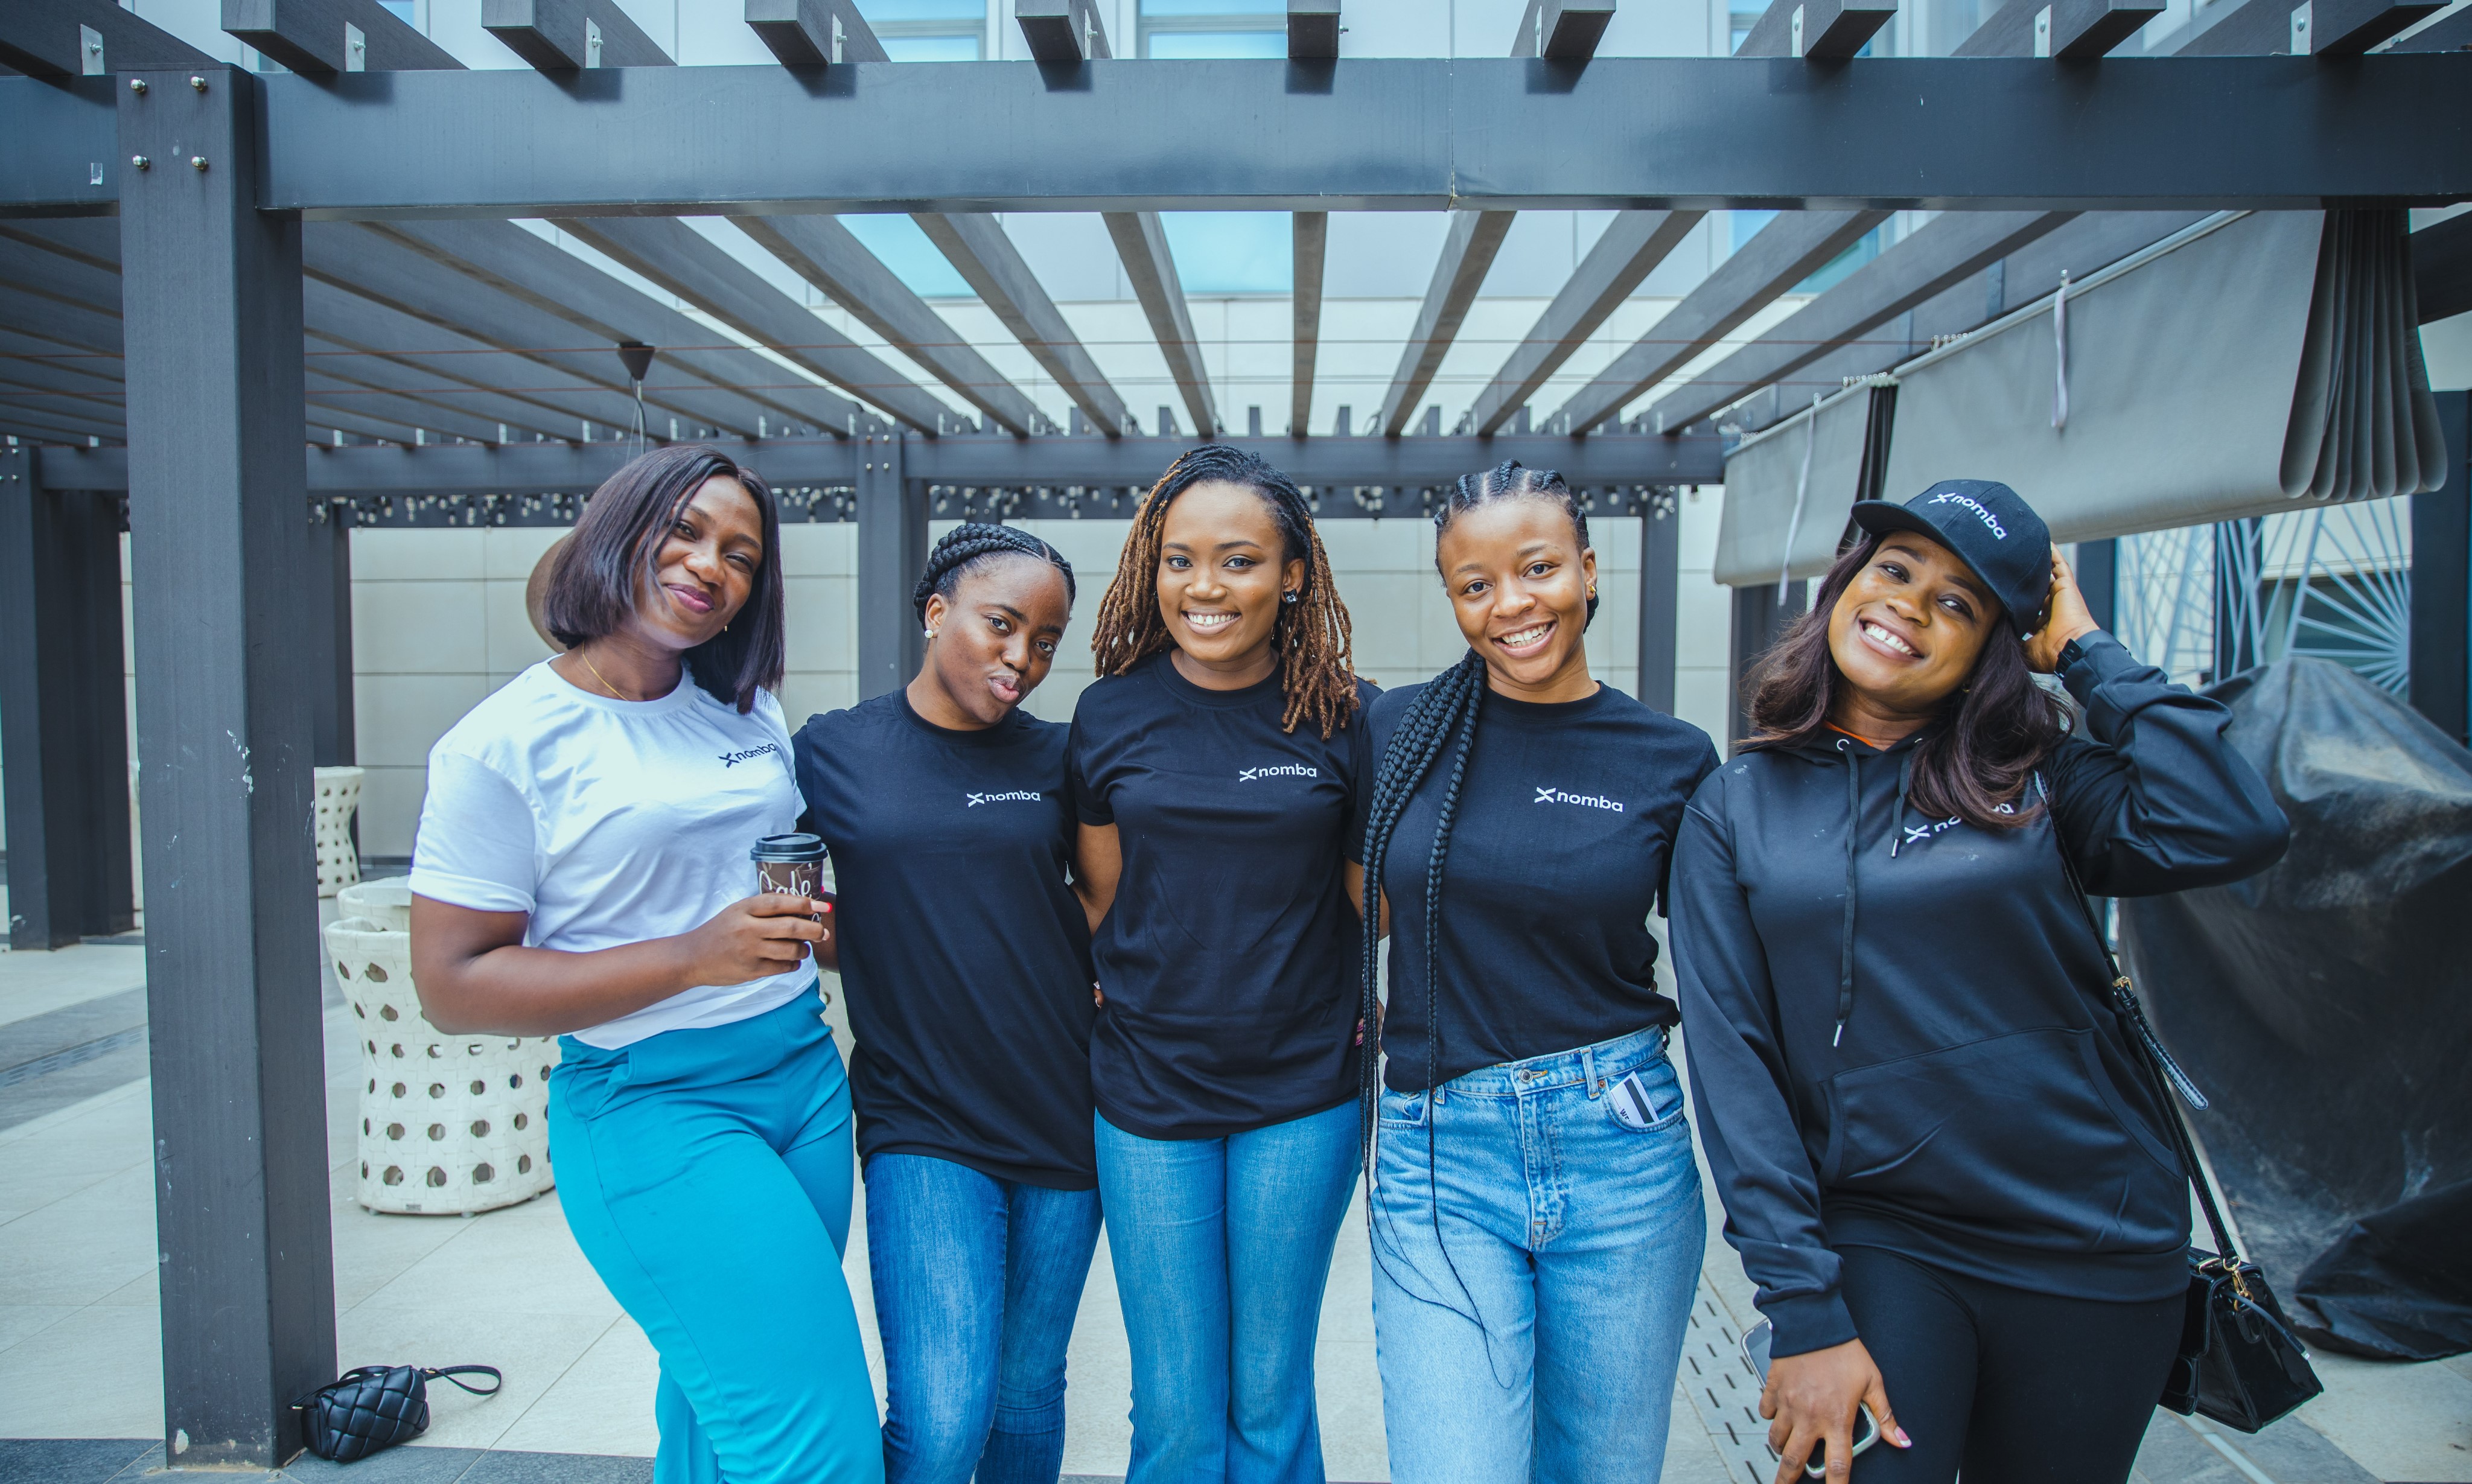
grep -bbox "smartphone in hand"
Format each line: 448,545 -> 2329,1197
1741,1319 -> 1883,1480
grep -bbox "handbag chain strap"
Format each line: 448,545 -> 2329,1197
2037,774 -> 2245,1274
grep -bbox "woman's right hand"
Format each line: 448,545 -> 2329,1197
677,894 -> 829,987
1762,1337 -> 1908,1482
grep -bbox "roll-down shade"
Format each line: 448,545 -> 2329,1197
1714,210 -> 2450,586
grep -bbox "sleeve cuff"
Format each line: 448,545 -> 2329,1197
2056,629 -> 2138,705
407,867 -> 534,915
1074,806 -> 1113,827
1763,1290 -> 1861,1358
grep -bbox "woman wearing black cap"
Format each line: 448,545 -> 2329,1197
792,523 -> 1100,1484
1671,479 -> 2290,1484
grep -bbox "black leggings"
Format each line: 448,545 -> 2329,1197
1838,1246 -> 2183,1484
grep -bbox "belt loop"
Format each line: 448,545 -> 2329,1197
1432,1081 -> 1445,1107
1582,1045 -> 1601,1098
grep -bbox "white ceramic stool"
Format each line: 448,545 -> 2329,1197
325,912 -> 558,1215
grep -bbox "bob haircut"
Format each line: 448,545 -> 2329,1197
1741,532 -> 2068,829
540,444 -> 786,713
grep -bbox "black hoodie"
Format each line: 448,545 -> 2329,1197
1671,632 -> 2289,1357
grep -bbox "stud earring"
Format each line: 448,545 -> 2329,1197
924,626 -> 938,640
1281,591 -> 1299,605
1586,585 -> 1597,600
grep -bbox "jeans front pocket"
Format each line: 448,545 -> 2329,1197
1377,1087 -> 1429,1129
1602,1054 -> 1689,1135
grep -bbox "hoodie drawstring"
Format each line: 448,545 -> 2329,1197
1889,751 -> 1916,858
1836,739 -> 1859,1048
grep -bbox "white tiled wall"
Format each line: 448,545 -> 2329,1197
343,494 -> 1736,860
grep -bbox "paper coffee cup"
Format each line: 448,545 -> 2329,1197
751,833 -> 827,912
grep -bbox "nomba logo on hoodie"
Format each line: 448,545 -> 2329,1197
1534,785 -> 1623,814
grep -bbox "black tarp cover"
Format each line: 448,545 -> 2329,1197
2120,657 -> 2472,1361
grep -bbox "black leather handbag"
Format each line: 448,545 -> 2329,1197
293,1364 -> 502,1463
2051,826 -> 2322,1433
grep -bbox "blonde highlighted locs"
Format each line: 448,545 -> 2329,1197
1088,444 -> 1360,737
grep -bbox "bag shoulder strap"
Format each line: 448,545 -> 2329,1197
424,1366 -> 504,1398
2034,772 -> 2243,1265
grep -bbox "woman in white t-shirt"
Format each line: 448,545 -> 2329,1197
409,445 -> 879,1484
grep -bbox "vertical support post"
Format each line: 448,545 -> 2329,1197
1728,581 -> 1806,754
855,430 -> 923,701
0,447 -> 135,947
2212,518 -> 2263,682
304,503 -> 357,766
1637,489 -> 1678,713
2074,538 -> 2118,635
2409,391 -> 2468,744
120,66 -> 335,1470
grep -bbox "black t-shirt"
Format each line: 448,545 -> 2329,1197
1068,652 -> 1378,1140
794,690 -> 1097,1188
1351,681 -> 1719,1093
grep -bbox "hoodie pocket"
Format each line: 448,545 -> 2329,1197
1817,1028 -> 2187,1253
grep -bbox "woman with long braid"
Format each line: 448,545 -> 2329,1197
792,524 -> 1100,1484
1068,445 -> 1374,1484
1350,463 -> 1719,1484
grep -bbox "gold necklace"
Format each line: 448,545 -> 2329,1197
577,648 -> 641,702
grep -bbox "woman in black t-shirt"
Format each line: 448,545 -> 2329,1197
1351,463 -> 1719,1484
1067,445 -> 1375,1484
793,524 -> 1100,1484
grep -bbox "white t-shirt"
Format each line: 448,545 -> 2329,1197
410,660 -> 816,1049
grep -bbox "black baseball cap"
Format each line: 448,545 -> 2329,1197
1849,480 -> 2053,635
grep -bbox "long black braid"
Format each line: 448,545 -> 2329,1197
913,521 -> 1075,623
1354,460 -> 1593,1348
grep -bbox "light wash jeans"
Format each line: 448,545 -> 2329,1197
1371,1025 -> 1703,1484
1094,1098 -> 1363,1484
864,1153 -> 1103,1484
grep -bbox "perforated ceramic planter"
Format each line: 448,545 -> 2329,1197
337,876 -> 413,932
325,914 -> 557,1216
313,766 -> 365,899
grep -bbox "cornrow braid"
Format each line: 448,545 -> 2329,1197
1435,460 -> 1599,628
914,521 -> 1075,623
1355,649 -> 1492,1332
1087,444 -> 1360,738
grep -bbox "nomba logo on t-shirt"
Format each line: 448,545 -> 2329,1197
967,790 -> 1043,807
1239,765 -> 1320,782
1534,785 -> 1623,813
718,743 -> 783,768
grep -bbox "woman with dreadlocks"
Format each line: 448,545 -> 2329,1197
791,523 -> 1100,1484
1066,445 -> 1374,1484
1349,462 -> 1719,1484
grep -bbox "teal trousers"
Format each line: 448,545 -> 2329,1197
550,991 -> 884,1484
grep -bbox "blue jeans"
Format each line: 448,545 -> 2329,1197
1095,1099 -> 1363,1484
1371,1026 -> 1703,1484
550,993 -> 882,1484
863,1153 -> 1103,1484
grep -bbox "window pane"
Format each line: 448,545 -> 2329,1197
1160,212 -> 1291,295
882,33 -> 984,60
378,0 -> 416,22
1142,0 -> 1285,14
858,0 -> 986,19
839,215 -> 974,299
1146,30 -> 1287,57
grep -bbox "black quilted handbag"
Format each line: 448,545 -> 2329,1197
2050,824 -> 2322,1433
293,1365 -> 502,1462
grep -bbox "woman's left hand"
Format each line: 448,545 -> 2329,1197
2024,544 -> 2101,675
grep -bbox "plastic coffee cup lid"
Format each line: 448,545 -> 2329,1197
751,833 -> 826,861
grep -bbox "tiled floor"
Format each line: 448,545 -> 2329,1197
2,939 -> 2468,1482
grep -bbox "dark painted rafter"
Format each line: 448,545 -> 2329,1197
1292,211 -> 1327,437
1552,208 -> 1888,435
369,219 -> 865,435
1517,1 -> 1619,60
223,0 -> 464,74
745,0 -> 885,65
0,0 -> 212,77
482,0 -> 672,69
913,211 -> 1127,436
1467,209 -> 1702,436
1104,211 -> 1218,438
2174,0 -> 2438,53
1643,211 -> 2070,432
1289,1 -> 1341,59
1016,0 -> 1109,63
1738,0 -> 1897,57
1956,0 -> 2160,57
704,214 -> 1037,436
